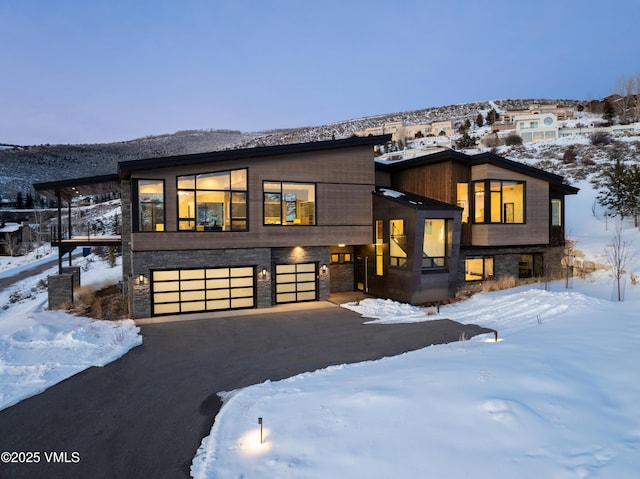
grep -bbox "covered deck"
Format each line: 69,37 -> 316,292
33,174 -> 121,275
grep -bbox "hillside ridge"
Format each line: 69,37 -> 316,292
0,98 -> 583,198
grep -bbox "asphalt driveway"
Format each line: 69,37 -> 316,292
0,302 -> 493,479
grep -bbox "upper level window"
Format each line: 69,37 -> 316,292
263,182 -> 315,225
473,180 -> 525,224
177,169 -> 247,231
136,179 -> 165,232
457,183 -> 469,223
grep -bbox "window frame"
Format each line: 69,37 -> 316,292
176,168 -> 248,232
472,179 -> 526,225
389,218 -> 407,268
465,256 -> 495,282
134,178 -> 166,232
551,198 -> 562,226
262,181 -> 316,226
422,218 -> 452,272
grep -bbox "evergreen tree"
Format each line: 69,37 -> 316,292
597,158 -> 633,218
455,132 -> 477,149
16,192 -> 24,208
25,192 -> 34,209
476,113 -> 484,128
625,163 -> 640,226
486,108 -> 500,125
602,100 -> 616,124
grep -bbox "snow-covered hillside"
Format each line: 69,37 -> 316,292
0,98 -> 580,199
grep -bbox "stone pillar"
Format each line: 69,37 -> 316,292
48,273 -> 75,310
60,266 -> 81,288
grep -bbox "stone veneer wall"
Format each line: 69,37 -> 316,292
128,246 -> 331,318
458,245 -> 565,287
48,273 -> 75,310
60,266 -> 81,288
329,263 -> 355,292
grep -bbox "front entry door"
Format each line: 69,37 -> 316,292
355,256 -> 368,292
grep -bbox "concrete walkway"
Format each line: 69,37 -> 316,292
0,301 -> 493,479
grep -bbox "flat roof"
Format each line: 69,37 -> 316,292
33,174 -> 120,202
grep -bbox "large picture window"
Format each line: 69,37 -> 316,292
422,219 -> 452,270
136,179 -> 165,231
472,180 -> 525,224
177,169 -> 247,231
263,182 -> 315,225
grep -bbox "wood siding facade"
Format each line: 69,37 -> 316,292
127,145 -> 376,252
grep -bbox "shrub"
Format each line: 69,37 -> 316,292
504,133 -> 523,146
481,276 -> 516,292
563,145 -> 577,164
590,131 -> 613,146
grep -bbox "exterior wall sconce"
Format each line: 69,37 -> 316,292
321,264 -> 327,273
138,274 -> 146,285
261,268 -> 268,278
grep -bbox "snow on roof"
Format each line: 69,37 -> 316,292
378,188 -> 405,199
0,222 -> 21,233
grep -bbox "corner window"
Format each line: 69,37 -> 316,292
263,182 -> 315,225
177,169 -> 247,231
389,219 -> 407,268
472,180 -> 525,224
136,179 -> 165,231
465,256 -> 494,281
422,219 -> 452,270
457,183 -> 469,223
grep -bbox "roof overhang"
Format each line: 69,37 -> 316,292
119,134 -> 392,179
33,174 -> 120,202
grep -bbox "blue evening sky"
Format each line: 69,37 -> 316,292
1,0 -> 638,145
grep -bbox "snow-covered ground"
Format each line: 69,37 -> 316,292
191,181 -> 640,477
0,251 -> 141,410
1,140 -> 638,477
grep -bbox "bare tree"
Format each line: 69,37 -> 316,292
605,220 -> 632,302
563,239 -> 577,289
614,76 -> 632,121
632,73 -> 640,121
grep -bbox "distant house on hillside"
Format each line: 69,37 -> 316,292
515,113 -> 559,143
0,221 -> 28,256
501,103 -> 575,124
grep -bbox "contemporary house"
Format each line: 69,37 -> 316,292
374,149 -> 578,294
118,135 -> 389,318
34,135 -> 578,318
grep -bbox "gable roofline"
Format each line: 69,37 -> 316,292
376,148 -> 577,191
119,134 -> 392,179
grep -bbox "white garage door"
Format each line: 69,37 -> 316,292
151,266 -> 255,316
275,263 -> 317,304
